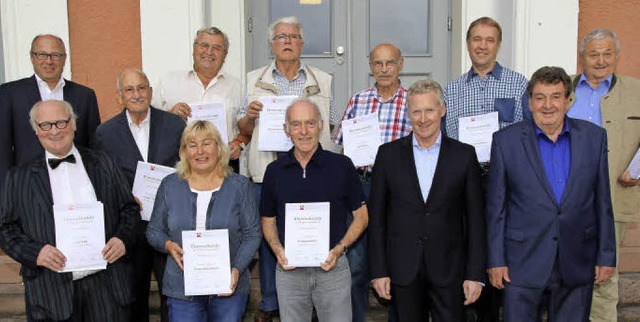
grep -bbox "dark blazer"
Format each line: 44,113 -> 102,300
486,118 -> 616,288
93,107 -> 185,188
0,147 -> 140,320
368,133 -> 486,287
0,75 -> 100,189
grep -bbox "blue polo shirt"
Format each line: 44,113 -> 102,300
535,120 -> 571,204
260,144 -> 366,247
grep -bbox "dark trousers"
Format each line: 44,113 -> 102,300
131,221 -> 168,322
28,270 -> 131,322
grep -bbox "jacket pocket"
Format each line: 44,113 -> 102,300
506,228 -> 525,242
494,98 -> 516,123
584,226 -> 597,240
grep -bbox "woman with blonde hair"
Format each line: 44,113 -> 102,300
147,120 -> 261,321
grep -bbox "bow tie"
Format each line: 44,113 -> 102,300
48,154 -> 76,169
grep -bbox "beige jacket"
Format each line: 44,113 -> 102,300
569,74 -> 640,222
245,63 -> 332,183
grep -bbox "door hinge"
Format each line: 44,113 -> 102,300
447,16 -> 452,31
248,17 -> 253,33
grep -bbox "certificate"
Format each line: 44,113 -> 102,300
342,113 -> 382,167
182,230 -> 232,296
257,95 -> 298,151
53,202 -> 107,272
187,102 -> 228,144
132,161 -> 176,221
284,202 -> 330,267
458,112 -> 500,162
627,147 -> 640,179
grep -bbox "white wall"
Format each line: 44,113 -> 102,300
1,0 -> 70,82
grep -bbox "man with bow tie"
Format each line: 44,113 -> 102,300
0,99 -> 140,322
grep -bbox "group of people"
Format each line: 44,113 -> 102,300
0,13 -> 637,322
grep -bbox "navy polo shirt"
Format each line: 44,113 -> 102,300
260,144 -> 366,247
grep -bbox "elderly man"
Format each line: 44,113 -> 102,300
236,16 -> 336,321
93,68 -> 185,322
0,100 -> 139,321
261,98 -> 367,322
486,67 -> 616,321
154,27 -> 247,173
567,28 -> 640,322
368,79 -> 485,322
0,34 -> 100,191
332,43 -> 411,322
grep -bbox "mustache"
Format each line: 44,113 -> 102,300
128,97 -> 146,103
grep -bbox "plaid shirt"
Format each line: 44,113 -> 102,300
444,63 -> 529,140
238,62 -> 337,124
333,85 -> 411,145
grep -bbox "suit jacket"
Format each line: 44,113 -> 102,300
0,75 -> 100,190
368,133 -> 486,287
93,107 -> 185,188
486,118 -> 616,288
0,147 -> 140,320
569,74 -> 640,222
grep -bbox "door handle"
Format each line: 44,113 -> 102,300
336,46 -> 345,56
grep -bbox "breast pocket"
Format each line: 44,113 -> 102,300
494,98 -> 516,123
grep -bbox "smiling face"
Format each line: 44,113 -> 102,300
270,23 -> 304,63
408,92 -> 445,148
285,101 -> 322,157
118,69 -> 152,119
30,35 -> 66,88
34,101 -> 76,157
193,32 -> 227,76
467,23 -> 500,72
370,44 -> 403,92
529,81 -> 570,133
185,133 -> 219,175
581,37 -> 619,87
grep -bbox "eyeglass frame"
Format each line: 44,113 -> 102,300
36,117 -> 72,131
272,33 -> 303,43
370,59 -> 400,70
31,51 -> 66,61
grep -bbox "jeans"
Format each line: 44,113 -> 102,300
347,176 -> 370,322
255,183 -> 279,312
167,295 -> 248,322
276,255 -> 352,322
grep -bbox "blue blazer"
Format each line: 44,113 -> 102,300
486,118 -> 616,288
0,75 -> 100,190
93,107 -> 185,188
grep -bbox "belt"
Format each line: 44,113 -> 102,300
356,167 -> 373,180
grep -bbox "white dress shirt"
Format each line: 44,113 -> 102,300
126,110 -> 151,161
35,74 -> 65,101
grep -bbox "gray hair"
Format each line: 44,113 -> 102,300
579,28 -> 620,56
193,27 -> 230,52
269,16 -> 304,42
29,100 -> 77,132
116,68 -> 150,92
30,34 -> 66,53
407,79 -> 445,110
369,43 -> 403,63
285,98 -> 322,124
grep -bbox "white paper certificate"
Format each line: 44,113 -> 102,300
132,161 -> 176,221
182,230 -> 232,296
187,102 -> 229,144
627,147 -> 640,179
342,113 -> 382,167
53,202 -> 107,272
257,95 -> 298,151
458,112 -> 500,162
284,202 -> 330,267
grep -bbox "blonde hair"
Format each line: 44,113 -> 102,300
176,120 -> 231,179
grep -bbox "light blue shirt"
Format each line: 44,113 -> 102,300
412,132 -> 442,202
567,73 -> 612,126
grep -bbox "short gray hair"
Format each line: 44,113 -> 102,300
29,100 -> 77,132
285,98 -> 321,124
194,27 -> 230,52
116,68 -> 150,92
30,34 -> 66,53
407,79 -> 445,110
269,16 -> 304,42
579,28 -> 620,56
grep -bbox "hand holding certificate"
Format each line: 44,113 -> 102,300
258,95 -> 298,151
187,102 -> 229,144
53,202 -> 107,272
284,202 -> 330,267
342,113 -> 382,167
458,112 -> 500,162
182,230 -> 232,296
132,161 -> 176,221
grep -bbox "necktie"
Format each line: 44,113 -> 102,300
48,154 -> 76,169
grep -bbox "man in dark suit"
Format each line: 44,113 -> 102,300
93,68 -> 185,322
0,99 -> 139,321
0,34 -> 100,191
368,79 -> 486,322
486,66 -> 616,321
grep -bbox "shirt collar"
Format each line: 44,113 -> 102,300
534,118 -> 571,138
577,73 -> 613,90
372,81 -> 403,102
466,62 -> 503,82
35,73 -> 65,91
412,131 -> 442,150
271,60 -> 307,80
126,108 -> 150,127
282,143 -> 325,168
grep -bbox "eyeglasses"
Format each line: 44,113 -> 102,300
195,42 -> 225,52
31,52 -> 66,61
288,119 -> 319,131
120,85 -> 150,95
371,59 -> 400,70
36,117 -> 71,131
272,33 -> 303,43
